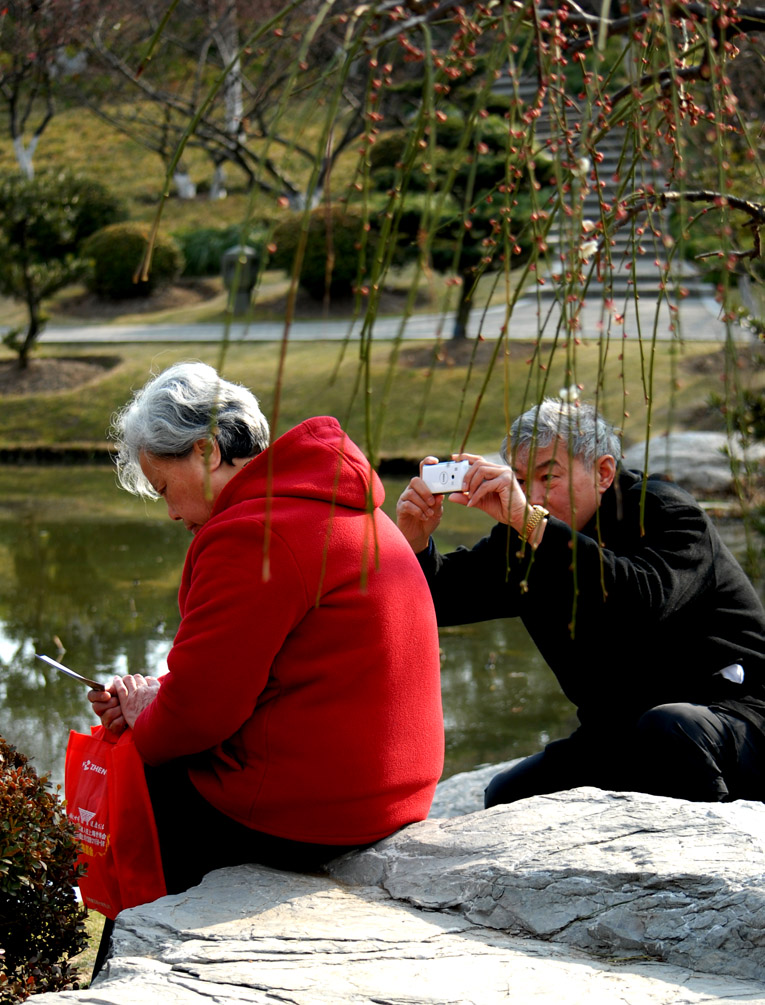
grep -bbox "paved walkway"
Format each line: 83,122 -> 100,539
28,293 -> 745,344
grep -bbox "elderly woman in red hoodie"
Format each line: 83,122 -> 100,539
90,361 -> 444,896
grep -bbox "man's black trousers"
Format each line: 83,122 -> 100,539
484,702 -> 765,807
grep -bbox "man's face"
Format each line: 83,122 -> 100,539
512,439 -> 615,531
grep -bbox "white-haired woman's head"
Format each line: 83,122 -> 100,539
111,361 -> 270,498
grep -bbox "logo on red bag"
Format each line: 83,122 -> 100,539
82,759 -> 107,775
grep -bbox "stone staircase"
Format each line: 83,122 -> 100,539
494,75 -> 713,303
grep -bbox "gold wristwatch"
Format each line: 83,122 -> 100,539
524,505 -> 549,541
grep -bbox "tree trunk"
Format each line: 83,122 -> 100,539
18,319 -> 38,371
212,11 -> 241,202
451,274 -> 473,340
18,309 -> 41,371
174,168 -> 197,199
13,137 -> 36,180
209,163 -> 227,201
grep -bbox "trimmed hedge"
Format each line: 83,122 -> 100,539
0,170 -> 127,262
82,222 -> 184,299
270,207 -> 368,300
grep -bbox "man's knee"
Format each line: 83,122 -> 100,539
483,770 -> 508,808
484,740 -> 597,807
484,751 -> 549,807
632,703 -> 730,800
635,702 -> 724,749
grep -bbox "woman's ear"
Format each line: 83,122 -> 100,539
596,454 -> 617,495
193,437 -> 222,471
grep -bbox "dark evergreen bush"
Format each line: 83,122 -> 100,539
0,737 -> 87,1002
367,130 -> 407,172
270,207 -> 367,300
174,224 -> 260,277
82,222 -> 184,299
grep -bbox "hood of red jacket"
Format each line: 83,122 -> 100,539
212,416 -> 383,516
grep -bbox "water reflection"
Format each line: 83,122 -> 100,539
0,505 -> 188,789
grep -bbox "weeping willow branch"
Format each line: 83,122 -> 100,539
658,191 -> 765,226
603,190 -> 765,264
610,64 -> 710,107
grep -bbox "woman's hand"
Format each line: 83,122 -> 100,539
112,674 -> 162,730
88,684 -> 127,737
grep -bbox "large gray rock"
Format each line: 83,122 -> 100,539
333,787 -> 765,983
32,776 -> 765,1004
34,858 -> 765,1004
622,431 -> 765,496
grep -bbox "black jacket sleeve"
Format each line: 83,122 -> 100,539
418,474 -> 765,720
417,524 -> 529,626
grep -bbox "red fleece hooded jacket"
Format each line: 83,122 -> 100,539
133,417 -> 444,844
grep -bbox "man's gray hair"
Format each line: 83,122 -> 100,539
501,398 -> 621,469
111,361 -> 270,498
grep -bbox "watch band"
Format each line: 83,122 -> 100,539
524,504 -> 549,541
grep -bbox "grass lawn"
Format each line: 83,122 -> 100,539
0,338 -> 753,462
70,911 -> 107,989
0,104 -> 258,232
1,103 -> 754,444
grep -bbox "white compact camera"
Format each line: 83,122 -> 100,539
420,459 -> 470,493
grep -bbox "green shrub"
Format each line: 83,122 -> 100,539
65,175 -> 129,249
82,222 -> 184,299
0,170 -> 126,262
0,737 -> 87,1002
368,130 -> 408,172
270,207 -> 368,300
173,224 -> 265,277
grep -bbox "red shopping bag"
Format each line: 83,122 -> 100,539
64,725 -> 166,919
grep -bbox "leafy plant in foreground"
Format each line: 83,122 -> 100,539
0,736 -> 87,1002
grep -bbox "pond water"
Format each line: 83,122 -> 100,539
3,467 -> 753,792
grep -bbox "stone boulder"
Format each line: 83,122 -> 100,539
32,770 -> 765,1004
622,431 -> 765,496
334,787 -> 765,984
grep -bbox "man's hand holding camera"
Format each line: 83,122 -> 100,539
395,455 -> 448,554
396,454 -> 544,553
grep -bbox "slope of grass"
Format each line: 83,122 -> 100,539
0,103 -> 524,331
0,339 -> 748,462
0,104 -> 257,231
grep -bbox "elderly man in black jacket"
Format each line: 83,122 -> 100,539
396,398 -> 765,804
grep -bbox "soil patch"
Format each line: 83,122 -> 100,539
399,338 -> 538,368
0,356 -> 122,396
680,343 -> 763,374
54,279 -> 220,321
254,284 -> 434,321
